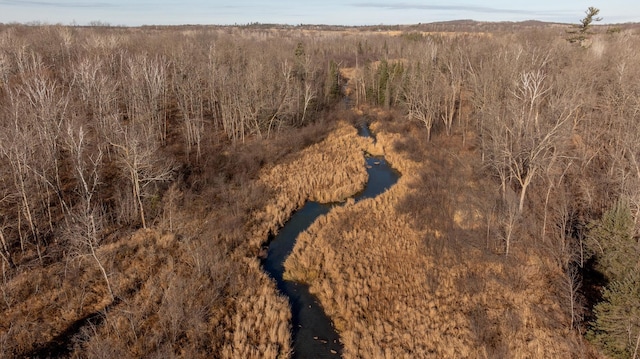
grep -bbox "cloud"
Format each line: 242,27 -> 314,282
350,2 -> 555,16
0,0 -> 114,8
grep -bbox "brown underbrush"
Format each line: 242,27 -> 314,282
0,118 -> 374,358
1,217 -> 293,358
284,111 -> 586,358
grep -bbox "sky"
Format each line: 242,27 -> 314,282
0,1 -> 638,26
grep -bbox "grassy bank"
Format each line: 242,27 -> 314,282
284,111 -> 588,358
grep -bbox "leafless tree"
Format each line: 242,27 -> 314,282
0,67 -> 72,261
499,196 -> 520,256
266,59 -> 296,137
213,46 -> 298,142
0,124 -> 35,255
597,54 -> 640,226
64,124 -> 114,300
18,56 -> 69,165
438,45 -> 465,136
126,54 -> 169,144
73,55 -> 120,136
0,51 -> 9,86
107,119 -> 174,229
563,264 -> 583,331
468,45 -> 511,162
486,68 -> 575,213
404,61 -> 439,141
173,52 -> 206,159
295,53 -> 318,126
482,113 -> 512,201
0,224 -> 13,269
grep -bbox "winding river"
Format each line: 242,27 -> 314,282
261,124 -> 399,358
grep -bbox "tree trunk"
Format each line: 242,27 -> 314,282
518,174 -> 534,213
132,169 -> 146,229
518,184 -> 527,214
542,181 -> 553,243
17,163 -> 42,263
633,329 -> 640,359
0,228 -> 14,268
89,230 -> 115,301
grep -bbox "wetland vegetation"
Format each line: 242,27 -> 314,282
0,19 -> 639,358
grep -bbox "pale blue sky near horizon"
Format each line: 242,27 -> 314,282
0,1 -> 638,26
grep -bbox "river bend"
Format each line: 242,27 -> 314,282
261,124 -> 399,358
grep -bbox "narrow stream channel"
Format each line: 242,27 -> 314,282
261,124 -> 399,358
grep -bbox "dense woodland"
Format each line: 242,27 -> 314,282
0,21 -> 639,358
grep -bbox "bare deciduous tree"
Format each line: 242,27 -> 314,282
173,53 -> 206,159
0,126 -> 35,255
404,61 -> 439,141
64,124 -> 114,300
295,53 -> 318,126
563,265 -> 583,331
127,54 -> 169,144
0,224 -> 14,269
486,68 -> 575,213
498,196 -> 520,256
108,120 -> 174,229
74,55 -> 120,136
438,45 -> 464,136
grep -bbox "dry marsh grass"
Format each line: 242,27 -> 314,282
284,112 -> 583,358
251,121 -> 373,248
1,227 -> 293,358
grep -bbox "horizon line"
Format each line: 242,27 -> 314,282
1,19 -> 637,28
